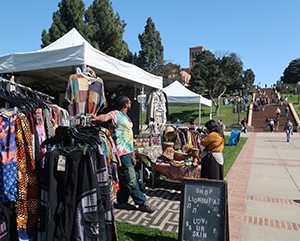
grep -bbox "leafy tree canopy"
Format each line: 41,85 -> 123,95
85,0 -> 129,60
189,50 -> 244,116
241,69 -> 255,88
152,61 -> 184,88
282,58 -> 300,84
41,0 -> 88,48
41,0 -> 129,60
137,17 -> 164,73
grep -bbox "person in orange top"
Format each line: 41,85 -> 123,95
200,120 -> 225,180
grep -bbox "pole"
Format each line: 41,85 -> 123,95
140,85 -> 144,132
198,99 -> 201,127
238,102 -> 240,124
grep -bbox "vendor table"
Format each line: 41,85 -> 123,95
134,146 -> 162,164
134,146 -> 163,188
154,163 -> 201,182
134,145 -> 201,184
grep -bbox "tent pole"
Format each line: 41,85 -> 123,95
210,106 -> 212,120
199,97 -> 201,127
140,85 -> 144,132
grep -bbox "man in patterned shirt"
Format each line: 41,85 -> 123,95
91,96 -> 157,213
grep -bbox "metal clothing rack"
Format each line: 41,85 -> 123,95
67,115 -> 92,127
0,77 -> 55,102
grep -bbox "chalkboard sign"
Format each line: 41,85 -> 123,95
178,178 -> 228,241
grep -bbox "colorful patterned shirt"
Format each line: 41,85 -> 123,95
65,73 -> 106,116
0,111 -> 17,201
108,110 -> 133,156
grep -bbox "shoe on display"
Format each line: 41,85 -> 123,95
139,201 -> 157,213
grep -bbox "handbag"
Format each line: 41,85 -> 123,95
291,131 -> 293,135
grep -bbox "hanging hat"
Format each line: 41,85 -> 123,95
162,147 -> 174,161
164,126 -> 176,140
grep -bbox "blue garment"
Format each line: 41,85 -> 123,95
285,122 -> 293,141
0,113 -> 18,202
228,131 -> 241,146
286,129 -> 291,140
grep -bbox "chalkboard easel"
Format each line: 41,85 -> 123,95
178,178 -> 229,241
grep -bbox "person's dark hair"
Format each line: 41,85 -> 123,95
188,116 -> 194,125
115,96 -> 129,110
205,120 -> 224,137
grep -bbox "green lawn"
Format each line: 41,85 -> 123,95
140,99 -> 250,128
168,103 -> 248,128
116,135 -> 248,241
287,94 -> 300,116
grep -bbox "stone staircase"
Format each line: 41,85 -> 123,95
251,88 -> 297,132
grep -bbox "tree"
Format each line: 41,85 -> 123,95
85,0 -> 129,60
41,0 -> 88,48
282,58 -> 300,84
137,17 -> 164,73
189,50 -> 244,116
240,69 -> 255,93
151,61 -> 184,87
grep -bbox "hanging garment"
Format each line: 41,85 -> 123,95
15,112 -> 38,240
42,108 -> 54,139
34,109 -> 47,169
0,112 -> 17,202
37,145 -> 116,241
39,124 -> 118,240
65,73 -> 106,116
99,128 -> 121,196
146,90 -> 168,131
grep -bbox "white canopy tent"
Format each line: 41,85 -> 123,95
0,28 -> 162,91
163,81 -> 212,126
138,81 -> 212,126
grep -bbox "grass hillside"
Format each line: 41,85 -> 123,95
140,100 -> 249,129
167,102 -> 248,128
139,92 -> 300,129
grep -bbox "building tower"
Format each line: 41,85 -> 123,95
189,46 -> 205,69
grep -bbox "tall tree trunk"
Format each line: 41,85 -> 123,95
210,87 -> 227,116
215,97 -> 221,116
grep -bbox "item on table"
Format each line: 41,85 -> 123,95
162,147 -> 174,161
163,141 -> 174,151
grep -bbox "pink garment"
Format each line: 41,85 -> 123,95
35,109 -> 47,166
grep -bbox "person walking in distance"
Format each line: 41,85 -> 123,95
285,106 -> 289,117
284,119 -> 293,142
90,96 -> 157,212
265,117 -> 270,128
269,118 -> 274,132
276,107 -> 281,118
241,117 -> 247,133
274,117 -> 279,131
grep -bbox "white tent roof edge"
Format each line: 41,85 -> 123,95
163,80 -> 212,107
0,28 -> 163,90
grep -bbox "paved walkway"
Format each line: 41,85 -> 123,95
227,132 -> 300,241
114,132 -> 300,240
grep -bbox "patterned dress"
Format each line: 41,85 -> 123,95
0,111 -> 17,202
15,113 -> 38,239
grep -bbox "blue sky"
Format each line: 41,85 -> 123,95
1,0 -> 300,87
